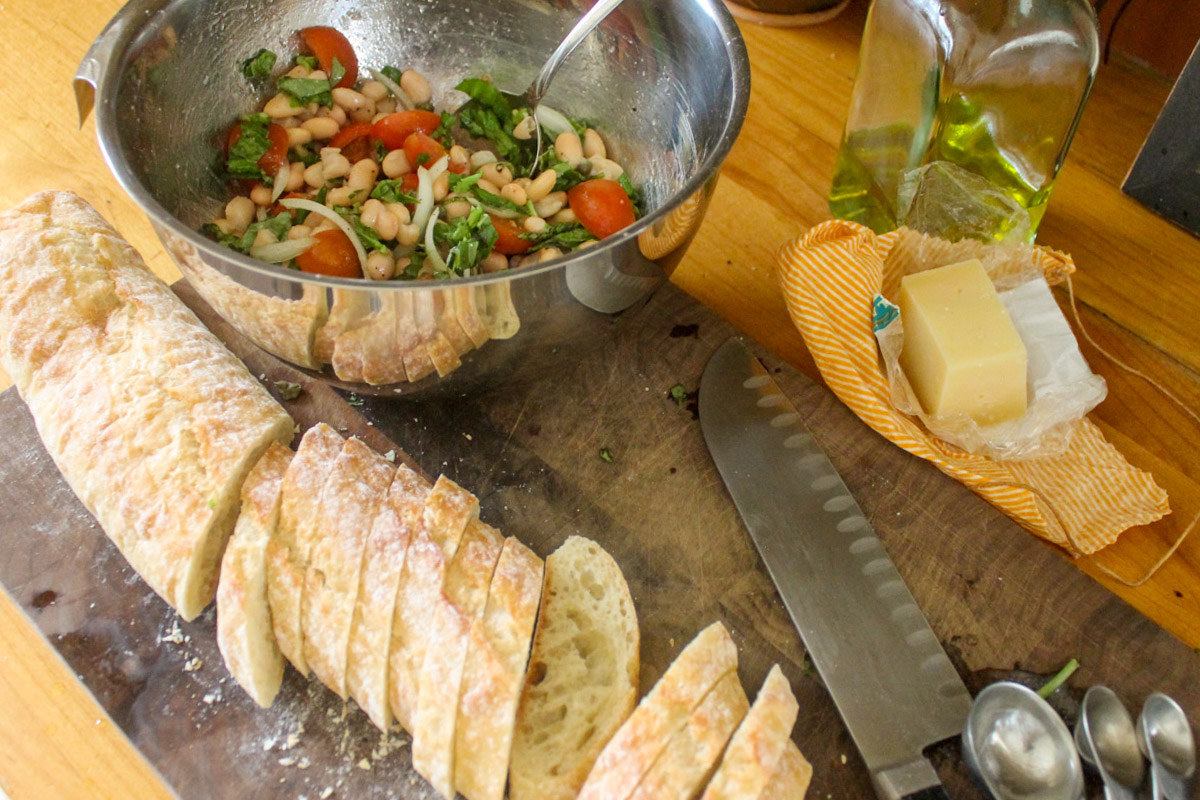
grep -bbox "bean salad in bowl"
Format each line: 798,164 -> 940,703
204,26 -> 642,282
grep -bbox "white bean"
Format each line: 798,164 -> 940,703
477,179 -> 501,195
432,172 -> 450,201
287,224 -> 312,241
332,87 -> 372,114
346,159 -> 380,192
287,126 -> 312,147
253,228 -> 278,248
382,149 -> 412,178
481,163 -> 513,187
249,184 -> 274,206
224,196 -> 255,232
589,156 -> 625,181
526,169 -> 557,203
533,190 -> 567,218
443,199 -> 472,219
264,93 -> 304,119
326,186 -> 361,207
400,69 -> 432,105
481,251 -> 509,273
500,182 -> 528,207
550,207 -> 577,225
449,145 -> 470,172
385,202 -> 411,225
320,148 -> 351,179
555,131 -> 583,167
360,80 -> 389,102
582,128 -> 607,159
302,116 -> 340,140
366,252 -> 396,281
522,215 -> 547,233
469,150 -> 498,169
396,223 -> 420,247
304,162 -> 326,189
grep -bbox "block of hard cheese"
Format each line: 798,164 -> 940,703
898,259 -> 1027,425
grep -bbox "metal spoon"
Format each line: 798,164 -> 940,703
1074,686 -> 1145,800
523,0 -> 628,164
1137,692 -> 1196,800
962,682 -> 1084,800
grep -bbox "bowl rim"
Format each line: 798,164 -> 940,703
92,0 -> 752,290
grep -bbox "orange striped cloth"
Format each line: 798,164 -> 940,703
776,220 -> 1169,555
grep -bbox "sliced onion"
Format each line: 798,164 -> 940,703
250,236 -> 316,263
481,204 -> 520,220
270,164 -> 290,203
279,198 -> 368,276
368,68 -> 415,111
535,104 -> 574,140
411,155 -> 449,238
424,207 -> 446,272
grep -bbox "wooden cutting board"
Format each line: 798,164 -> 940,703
1,280 -> 1196,799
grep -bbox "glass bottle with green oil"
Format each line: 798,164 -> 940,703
829,0 -> 1099,241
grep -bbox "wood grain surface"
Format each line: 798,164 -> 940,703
3,281 -> 1198,800
1,0 -> 1199,797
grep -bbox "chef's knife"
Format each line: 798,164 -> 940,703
699,338 -> 972,800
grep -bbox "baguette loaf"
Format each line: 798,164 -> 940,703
578,621 -> 738,800
267,423 -> 345,675
388,475 -> 478,731
453,537 -> 543,800
701,665 -> 800,800
627,671 -> 750,800
760,741 -> 813,800
345,464 -> 422,730
0,191 -> 293,620
302,436 -> 395,698
216,443 -> 293,707
412,520 -> 505,799
509,536 -> 639,800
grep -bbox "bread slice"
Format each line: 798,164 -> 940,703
412,520 -> 505,798
302,437 -> 395,698
388,474 -> 479,731
628,671 -> 750,800
345,464 -> 422,730
0,192 -> 294,621
760,742 -> 813,800
577,621 -> 738,800
700,665 -> 800,800
266,423 -> 344,676
216,442 -> 293,707
509,536 -> 639,800
453,537 -> 543,800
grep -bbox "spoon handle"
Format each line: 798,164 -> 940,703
527,0 -> 628,104
1151,763 -> 1192,800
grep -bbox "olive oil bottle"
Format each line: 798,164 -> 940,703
830,0 -> 1099,241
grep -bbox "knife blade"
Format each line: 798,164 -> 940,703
699,338 -> 972,800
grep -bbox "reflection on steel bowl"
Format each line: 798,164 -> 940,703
77,0 -> 750,395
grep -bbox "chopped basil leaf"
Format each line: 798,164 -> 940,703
239,212 -> 293,252
618,173 -> 643,217
430,111 -> 456,148
375,139 -> 388,161
448,172 -> 482,193
669,384 -> 688,405
277,75 -> 333,106
551,160 -> 588,192
599,447 -> 614,463
200,222 -> 242,249
226,113 -> 272,181
381,65 -> 404,85
370,180 -> 417,205
416,152 -> 431,167
329,57 -> 346,89
401,248 -> 427,279
294,54 -> 319,71
241,48 -> 277,79
455,78 -> 510,116
433,205 -> 497,276
473,186 -> 521,213
273,380 -> 303,400
519,221 -> 596,252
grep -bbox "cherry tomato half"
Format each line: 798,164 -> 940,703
372,110 -> 443,151
328,122 -> 375,163
227,121 -> 290,177
401,173 -> 421,193
568,179 -> 636,239
295,228 -> 361,278
490,214 -> 532,255
299,26 -> 358,89
403,132 -> 447,170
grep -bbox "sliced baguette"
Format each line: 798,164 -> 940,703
577,621 -> 738,800
266,423 -> 344,676
412,520 -> 505,799
628,671 -> 750,800
388,474 -> 479,731
301,436 -> 394,698
216,442 -> 293,708
453,537 -> 543,800
760,741 -> 813,800
509,536 -> 639,800
345,464 -> 422,731
700,665 -> 800,800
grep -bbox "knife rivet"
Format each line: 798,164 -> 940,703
756,394 -> 785,408
837,516 -> 868,533
810,474 -> 840,491
876,580 -> 906,599
848,536 -> 880,555
823,495 -> 854,512
769,412 -> 800,428
862,558 -> 891,576
783,433 -> 811,449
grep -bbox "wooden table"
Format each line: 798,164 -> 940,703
1,1 -> 1197,797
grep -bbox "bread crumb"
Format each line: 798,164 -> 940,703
159,620 -> 185,645
183,657 -> 202,672
840,754 -> 847,764
319,789 -> 333,799
383,450 -> 396,462
357,758 -> 371,771
298,757 -> 311,769
279,756 -> 297,767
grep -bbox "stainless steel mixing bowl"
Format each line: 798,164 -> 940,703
76,0 -> 750,395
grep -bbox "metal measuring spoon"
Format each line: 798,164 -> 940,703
1073,686 -> 1145,800
1137,693 -> 1196,800
522,0 -> 629,165
962,682 -> 1084,800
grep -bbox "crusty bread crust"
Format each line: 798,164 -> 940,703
628,671 -> 750,800
345,464 -> 420,730
217,443 -> 293,707
509,536 -> 639,800
267,423 -> 344,675
388,475 -> 479,732
0,191 -> 293,621
453,537 -> 543,800
760,741 -> 813,800
412,520 -> 505,799
302,437 -> 395,698
701,665 -> 800,800
578,621 -> 738,800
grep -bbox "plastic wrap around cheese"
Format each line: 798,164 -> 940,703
898,259 -> 1028,425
